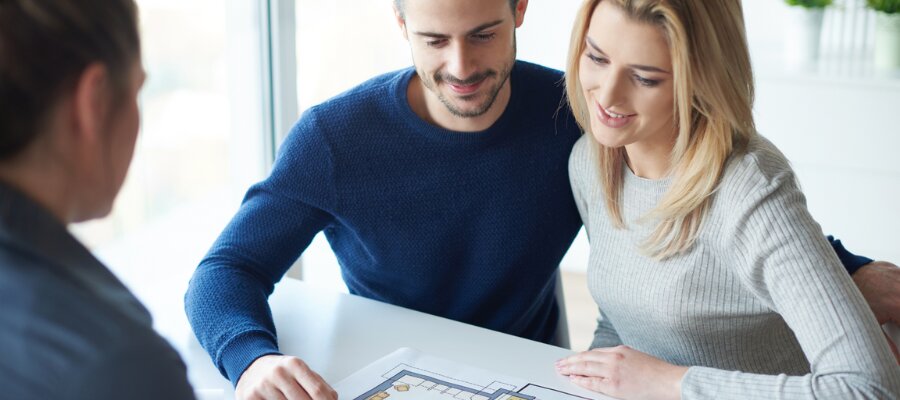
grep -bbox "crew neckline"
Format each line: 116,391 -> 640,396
393,63 -> 521,145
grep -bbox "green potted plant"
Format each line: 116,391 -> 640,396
867,0 -> 900,73
785,0 -> 833,7
783,0 -> 833,72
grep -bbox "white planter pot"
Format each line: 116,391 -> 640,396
874,12 -> 900,73
784,7 -> 825,72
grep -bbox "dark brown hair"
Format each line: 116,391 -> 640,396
0,0 -> 140,160
393,0 -> 519,19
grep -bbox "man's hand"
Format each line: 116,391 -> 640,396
235,355 -> 337,400
853,261 -> 900,364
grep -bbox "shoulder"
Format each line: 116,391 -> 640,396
0,254 -> 191,399
510,61 -> 580,139
568,135 -> 597,194
280,68 -> 413,152
511,61 -> 567,110
511,60 -> 565,93
717,134 -> 797,202
710,134 -> 817,259
305,68 -> 412,124
569,135 -> 595,174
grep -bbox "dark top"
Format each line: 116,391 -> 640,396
0,182 -> 194,400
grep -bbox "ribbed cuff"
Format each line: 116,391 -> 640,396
217,330 -> 282,387
827,235 -> 874,276
680,366 -> 725,399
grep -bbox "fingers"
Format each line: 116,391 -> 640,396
271,361 -> 311,400
236,355 -> 336,400
288,359 -> 338,400
556,359 -> 608,377
557,346 -> 628,366
556,349 -> 624,378
568,374 -> 613,394
261,387 -> 288,400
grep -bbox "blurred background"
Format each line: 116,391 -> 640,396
72,0 -> 899,365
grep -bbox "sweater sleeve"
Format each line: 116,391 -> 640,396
185,109 -> 337,387
570,137 -> 625,351
680,162 -> 900,399
589,308 -> 623,350
827,235 -> 874,276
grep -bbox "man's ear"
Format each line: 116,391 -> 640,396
393,4 -> 408,40
70,63 -> 112,146
514,0 -> 529,28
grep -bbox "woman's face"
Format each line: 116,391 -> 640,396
579,1 -> 676,151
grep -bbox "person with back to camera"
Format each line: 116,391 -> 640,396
0,0 -> 194,398
555,0 -> 900,399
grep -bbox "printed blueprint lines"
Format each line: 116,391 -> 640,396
353,363 -> 588,400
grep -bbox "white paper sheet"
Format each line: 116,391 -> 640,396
334,347 -> 611,400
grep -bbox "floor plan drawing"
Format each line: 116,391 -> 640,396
335,348 -> 604,400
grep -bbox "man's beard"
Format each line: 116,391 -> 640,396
418,58 -> 514,118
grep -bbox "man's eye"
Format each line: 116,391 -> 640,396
472,33 -> 496,42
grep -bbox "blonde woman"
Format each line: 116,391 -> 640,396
554,0 -> 900,399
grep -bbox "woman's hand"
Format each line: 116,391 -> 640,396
556,345 -> 688,400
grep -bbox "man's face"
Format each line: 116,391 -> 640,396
397,0 -> 523,118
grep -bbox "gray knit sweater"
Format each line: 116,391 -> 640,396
568,134 -> 900,399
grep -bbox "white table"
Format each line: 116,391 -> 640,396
179,278 -> 580,399
166,277 -> 900,400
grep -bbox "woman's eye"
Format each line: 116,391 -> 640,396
634,74 -> 660,87
586,53 -> 608,65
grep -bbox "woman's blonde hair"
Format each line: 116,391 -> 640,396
565,0 -> 756,259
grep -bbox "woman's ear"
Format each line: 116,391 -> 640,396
70,63 -> 112,146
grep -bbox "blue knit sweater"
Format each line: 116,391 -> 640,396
185,61 -> 584,385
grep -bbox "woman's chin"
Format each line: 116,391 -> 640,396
590,126 -> 628,149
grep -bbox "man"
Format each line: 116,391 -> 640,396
185,1 -> 900,399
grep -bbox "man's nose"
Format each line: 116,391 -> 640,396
445,42 -> 478,81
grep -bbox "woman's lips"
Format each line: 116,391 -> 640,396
596,102 -> 636,128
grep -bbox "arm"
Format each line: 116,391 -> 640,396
853,261 -> 900,326
677,171 -> 900,399
558,168 -> 900,400
568,138 -> 626,352
184,111 -> 337,388
827,232 -> 900,360
854,261 -> 900,362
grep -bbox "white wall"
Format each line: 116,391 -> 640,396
747,0 -> 900,264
